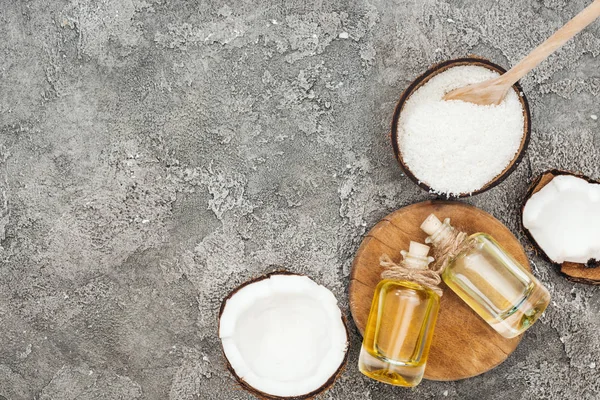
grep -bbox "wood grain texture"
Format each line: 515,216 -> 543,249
523,169 -> 600,285
349,201 -> 530,381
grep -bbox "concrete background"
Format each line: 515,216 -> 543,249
0,0 -> 599,398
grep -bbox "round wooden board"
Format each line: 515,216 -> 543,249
349,201 -> 530,381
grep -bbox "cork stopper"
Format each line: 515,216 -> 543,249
400,241 -> 434,270
381,240 -> 441,296
421,214 -> 443,236
409,241 -> 431,258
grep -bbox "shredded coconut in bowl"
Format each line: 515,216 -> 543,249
397,65 -> 525,196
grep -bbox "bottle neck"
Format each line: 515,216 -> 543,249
400,250 -> 434,270
425,218 -> 467,256
380,241 -> 442,296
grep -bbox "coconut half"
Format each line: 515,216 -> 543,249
522,170 -> 600,285
218,272 -> 349,399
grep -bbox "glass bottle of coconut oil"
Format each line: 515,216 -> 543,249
420,214 -> 550,339
358,242 -> 440,387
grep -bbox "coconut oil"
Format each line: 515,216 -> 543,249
358,242 -> 440,387
421,214 -> 550,338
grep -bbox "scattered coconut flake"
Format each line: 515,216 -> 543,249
339,32 -> 349,39
591,114 -> 598,120
523,174 -> 600,264
219,274 -> 348,398
397,65 -> 525,195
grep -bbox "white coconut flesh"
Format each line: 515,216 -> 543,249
219,274 -> 348,398
523,174 -> 600,264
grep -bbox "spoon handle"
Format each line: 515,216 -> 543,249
500,0 -> 600,87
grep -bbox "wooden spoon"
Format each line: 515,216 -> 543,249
444,0 -> 600,105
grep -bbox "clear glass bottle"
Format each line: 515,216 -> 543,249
420,214 -> 550,339
358,242 -> 440,387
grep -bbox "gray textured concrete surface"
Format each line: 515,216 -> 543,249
0,0 -> 599,399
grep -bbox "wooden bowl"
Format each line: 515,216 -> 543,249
390,57 -> 532,197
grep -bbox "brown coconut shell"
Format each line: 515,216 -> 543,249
390,56 -> 531,198
522,169 -> 600,285
218,271 -> 349,400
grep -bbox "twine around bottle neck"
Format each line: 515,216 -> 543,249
380,253 -> 443,297
425,219 -> 470,274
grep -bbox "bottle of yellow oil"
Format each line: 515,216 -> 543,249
420,214 -> 550,338
358,241 -> 440,387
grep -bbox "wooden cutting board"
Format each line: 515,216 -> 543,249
349,200 -> 529,381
